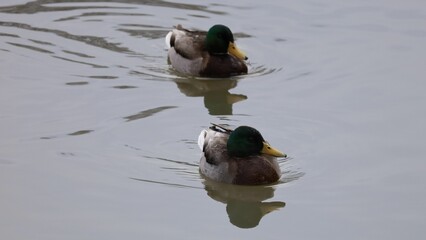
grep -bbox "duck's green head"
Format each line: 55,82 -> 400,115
227,126 -> 286,158
205,24 -> 248,60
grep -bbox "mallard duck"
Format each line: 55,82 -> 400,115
198,123 -> 287,185
165,24 -> 248,77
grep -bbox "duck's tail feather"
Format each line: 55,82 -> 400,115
165,24 -> 186,49
210,123 -> 233,134
165,30 -> 173,49
197,129 -> 207,151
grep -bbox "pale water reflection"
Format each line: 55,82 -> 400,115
202,179 -> 285,229
131,172 -> 291,229
174,78 -> 247,115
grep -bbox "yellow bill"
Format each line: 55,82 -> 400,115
228,42 -> 248,60
261,142 -> 286,157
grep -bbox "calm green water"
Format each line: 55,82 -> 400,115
1,0 -> 425,239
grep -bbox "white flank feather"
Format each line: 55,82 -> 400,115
165,31 -> 173,49
197,129 -> 207,151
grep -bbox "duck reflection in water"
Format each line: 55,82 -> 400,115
173,78 -> 247,115
202,178 -> 285,229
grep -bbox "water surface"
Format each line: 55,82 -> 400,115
1,0 -> 426,239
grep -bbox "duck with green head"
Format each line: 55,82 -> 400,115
198,123 -> 286,185
165,24 -> 248,77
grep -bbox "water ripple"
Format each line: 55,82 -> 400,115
0,21 -> 132,53
124,106 -> 178,122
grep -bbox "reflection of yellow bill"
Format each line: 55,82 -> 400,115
228,42 -> 248,60
261,142 -> 286,157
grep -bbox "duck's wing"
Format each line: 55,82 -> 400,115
166,25 -> 206,60
198,125 -> 229,152
198,125 -> 230,165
